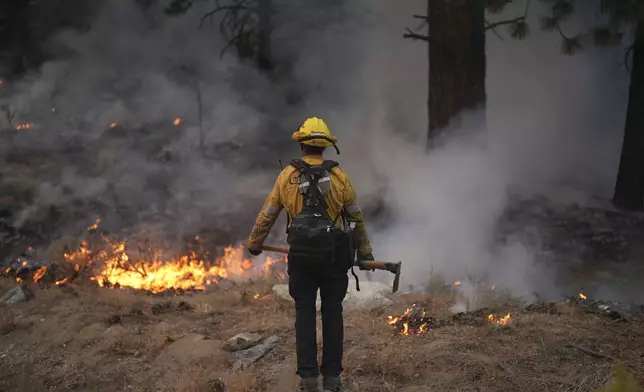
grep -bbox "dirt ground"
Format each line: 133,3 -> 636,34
1,278 -> 643,392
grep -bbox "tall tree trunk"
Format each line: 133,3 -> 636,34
257,0 -> 272,72
0,0 -> 31,77
612,22 -> 644,211
427,0 -> 486,148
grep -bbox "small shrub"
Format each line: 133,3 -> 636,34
596,365 -> 644,392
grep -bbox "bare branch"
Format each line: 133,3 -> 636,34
523,0 -> 531,17
488,25 -> 505,41
411,14 -> 430,29
199,5 -> 247,29
403,27 -> 430,42
563,344 -> 617,361
219,33 -> 240,58
484,16 -> 525,31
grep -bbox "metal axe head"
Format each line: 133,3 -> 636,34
389,261 -> 402,293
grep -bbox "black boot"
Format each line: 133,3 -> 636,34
296,377 -> 320,392
322,376 -> 346,392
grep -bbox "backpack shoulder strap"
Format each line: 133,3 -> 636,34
290,159 -> 310,172
322,160 -> 339,172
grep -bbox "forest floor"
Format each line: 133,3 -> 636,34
1,276 -> 643,392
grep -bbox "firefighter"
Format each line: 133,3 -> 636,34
247,117 -> 374,392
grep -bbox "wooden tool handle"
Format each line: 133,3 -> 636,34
260,245 -> 390,270
360,260 -> 387,270
260,244 -> 401,293
261,245 -> 289,254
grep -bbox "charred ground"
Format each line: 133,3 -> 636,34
1,276 -> 644,392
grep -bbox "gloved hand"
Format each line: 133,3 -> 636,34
357,253 -> 375,270
248,246 -> 262,256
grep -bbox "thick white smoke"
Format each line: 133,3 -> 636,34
285,0 -> 629,299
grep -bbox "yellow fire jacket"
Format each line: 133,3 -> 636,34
247,154 -> 373,256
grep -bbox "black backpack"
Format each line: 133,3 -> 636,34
286,159 -> 355,268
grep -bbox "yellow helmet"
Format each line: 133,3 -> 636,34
292,117 -> 339,153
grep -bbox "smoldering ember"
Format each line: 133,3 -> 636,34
2,1 -> 644,391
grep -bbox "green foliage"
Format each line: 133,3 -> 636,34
560,33 -> 584,55
600,0 -> 641,25
539,0 -> 644,56
486,0 -> 513,13
485,0 -> 531,40
550,0 -> 574,21
164,0 -> 262,62
590,26 -> 624,46
540,15 -> 559,31
594,365 -> 644,392
165,0 -> 194,15
509,20 -> 530,39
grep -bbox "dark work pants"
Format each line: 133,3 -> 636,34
288,257 -> 349,378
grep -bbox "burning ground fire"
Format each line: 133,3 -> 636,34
387,305 -> 514,335
387,305 -> 436,336
86,240 -> 286,293
3,219 -> 287,294
487,313 -> 512,326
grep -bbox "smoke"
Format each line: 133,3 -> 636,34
0,0 -> 632,301
1,0 -> 282,242
286,0 -> 630,300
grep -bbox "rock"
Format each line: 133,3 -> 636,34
575,298 -> 636,321
151,301 -> 173,315
227,335 -> 280,371
177,300 -> 195,311
0,287 -> 26,305
107,314 -> 122,325
222,332 -> 263,352
74,323 -> 104,346
272,281 -> 393,310
206,377 -> 227,392
159,333 -> 225,367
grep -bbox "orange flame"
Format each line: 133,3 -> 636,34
109,122 -> 117,128
66,236 -> 287,293
32,266 -> 48,283
453,281 -> 462,286
15,123 -> 32,130
487,313 -> 512,326
387,304 -> 432,336
88,218 -> 102,231
7,218 -> 289,293
173,117 -> 182,126
578,292 -> 587,300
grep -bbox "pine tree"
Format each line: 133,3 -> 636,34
539,0 -> 644,210
407,0 -> 644,210
404,0 -> 529,148
166,0 -> 273,71
613,21 -> 644,210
